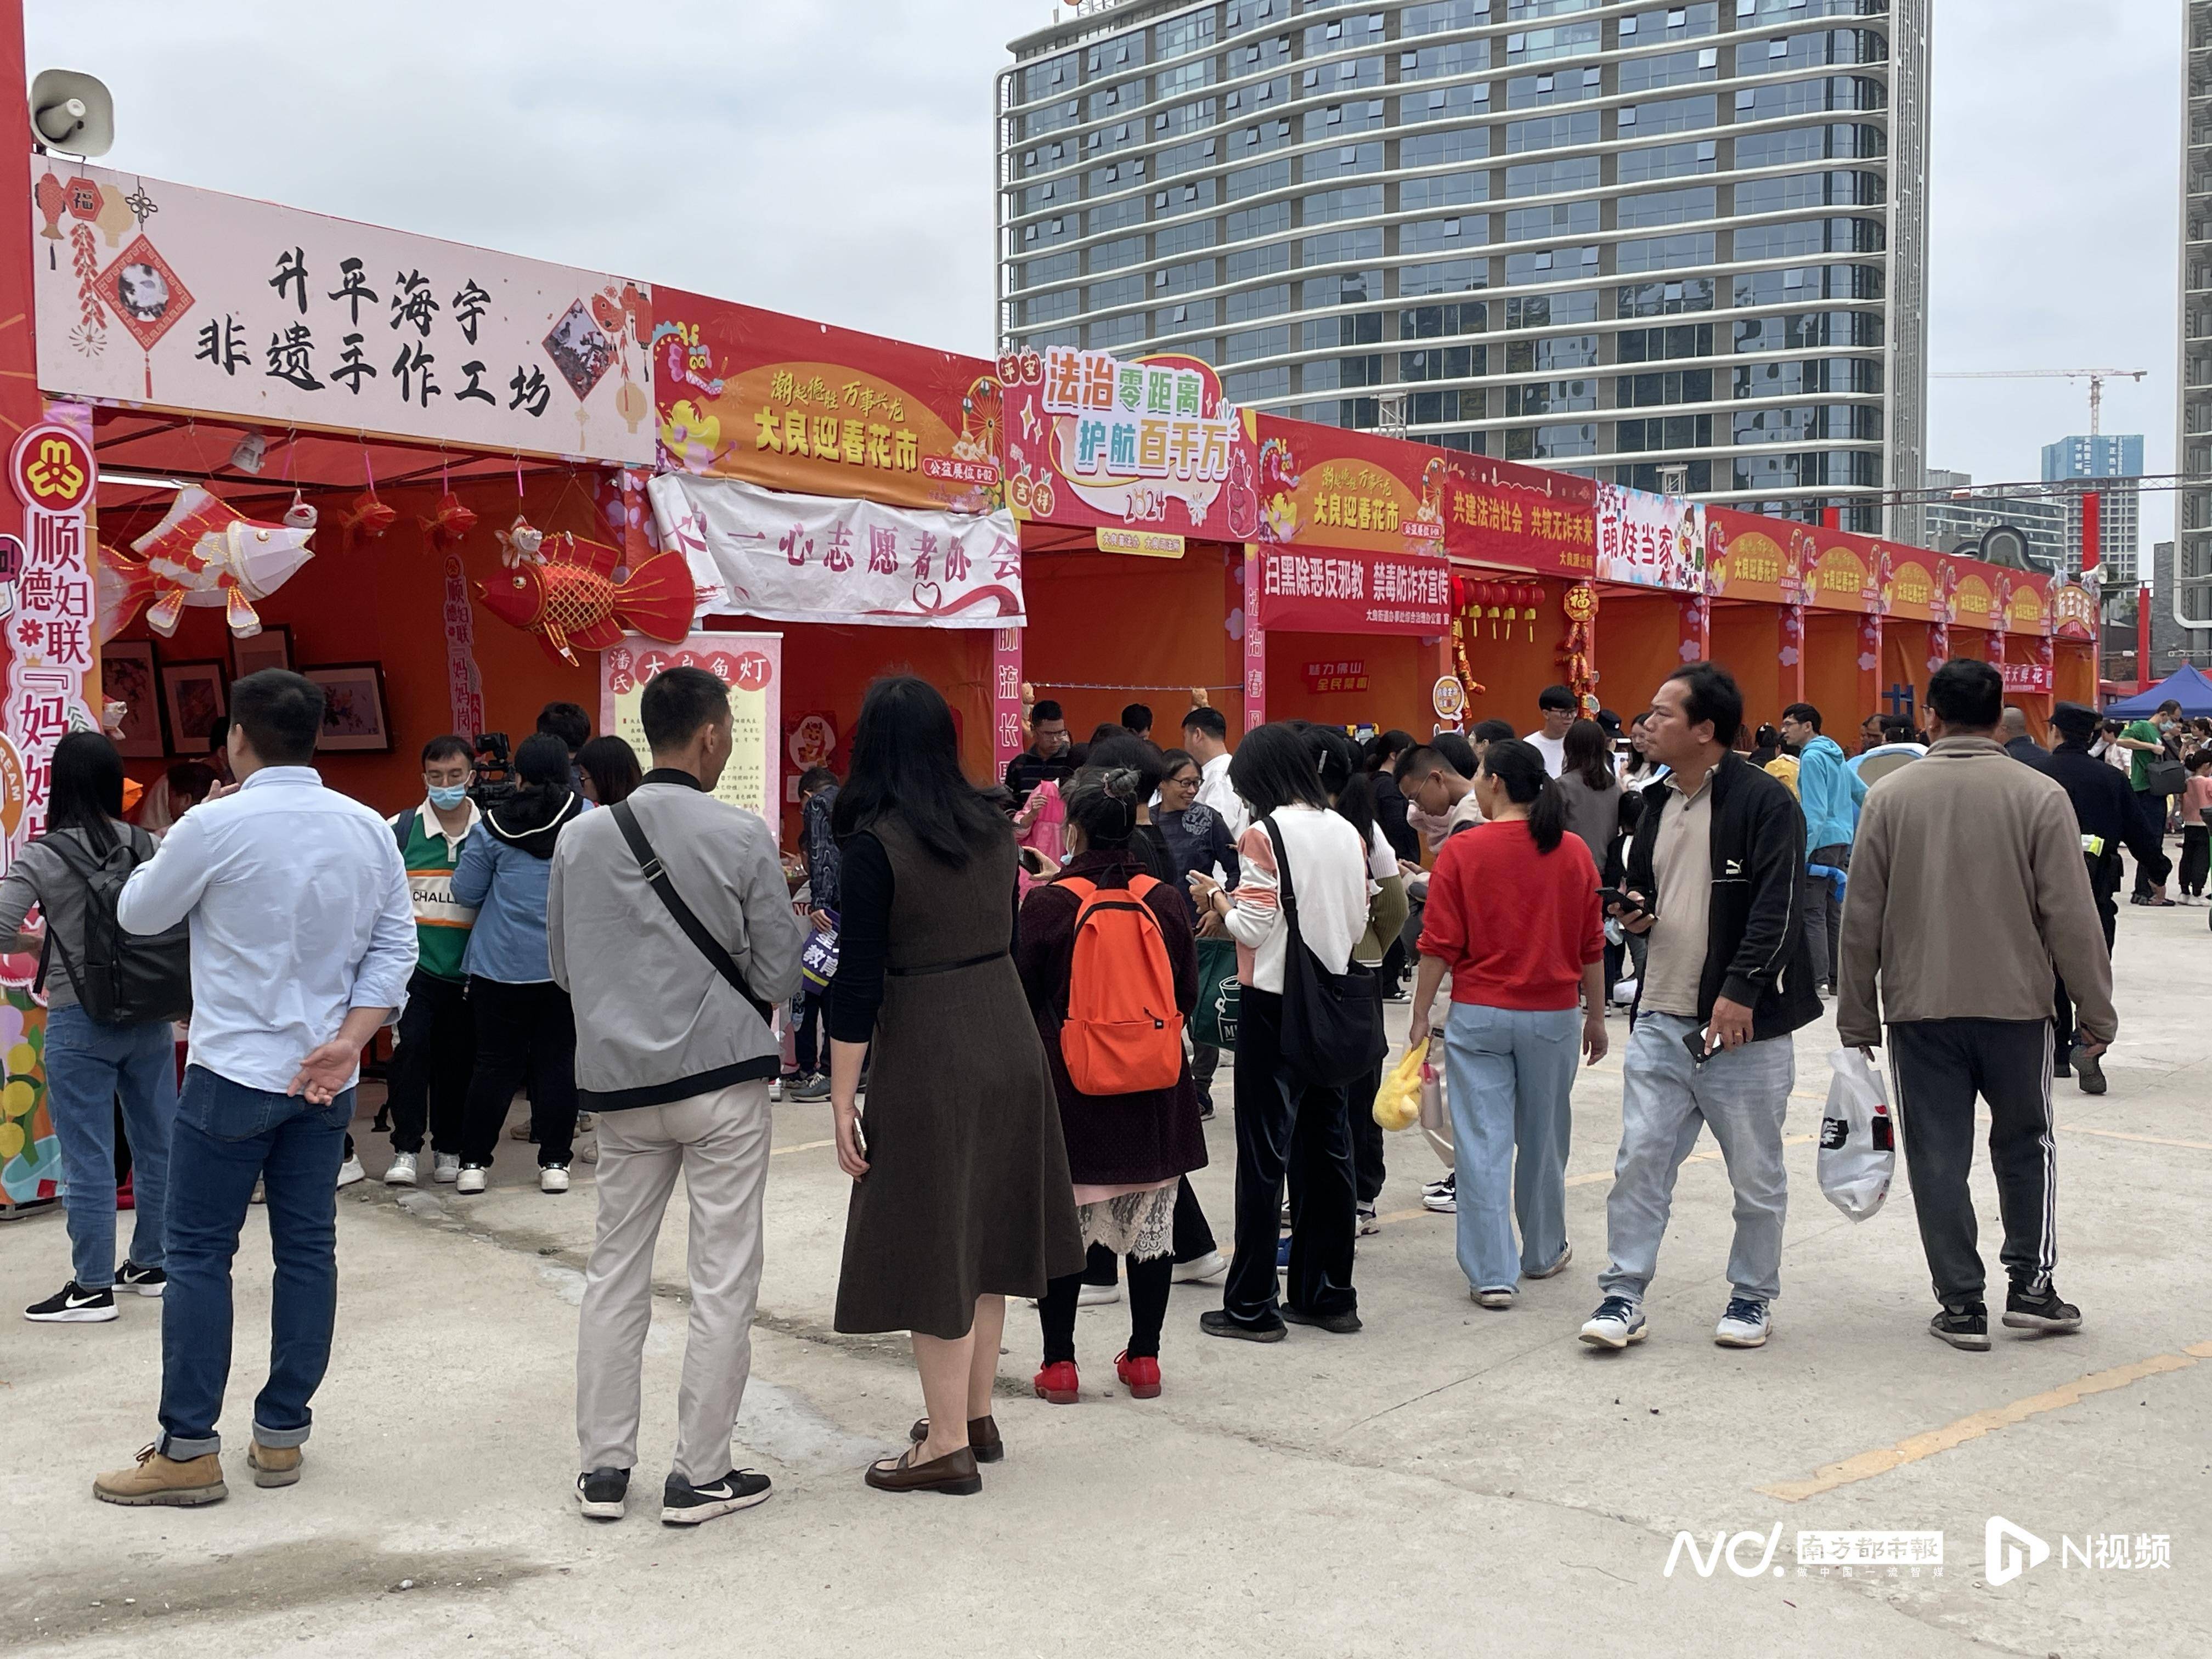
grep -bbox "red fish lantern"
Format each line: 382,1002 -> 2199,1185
476,528 -> 696,667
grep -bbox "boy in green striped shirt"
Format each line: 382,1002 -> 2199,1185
382,735 -> 481,1186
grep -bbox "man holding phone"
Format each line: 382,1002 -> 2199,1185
1580,664 -> 1819,1355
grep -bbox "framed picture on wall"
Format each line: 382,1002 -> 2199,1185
159,659 -> 229,755
231,624 -> 292,683
102,639 -> 166,759
303,662 -> 391,753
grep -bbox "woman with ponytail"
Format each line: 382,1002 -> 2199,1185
1014,765 -> 1205,1404
1406,738 -> 1607,1309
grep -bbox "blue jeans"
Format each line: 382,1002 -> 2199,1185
44,1007 -> 178,1289
1598,1013 -> 1793,1307
158,1066 -> 350,1460
1443,1003 -> 1578,1293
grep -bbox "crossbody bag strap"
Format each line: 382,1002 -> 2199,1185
1261,815 -> 1303,946
610,800 -> 772,1030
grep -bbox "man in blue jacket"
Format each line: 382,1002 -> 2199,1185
1780,703 -> 1865,995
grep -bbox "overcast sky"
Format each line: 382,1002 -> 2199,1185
27,0 -> 2184,543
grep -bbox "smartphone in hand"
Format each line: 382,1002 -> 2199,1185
1596,885 -> 1653,921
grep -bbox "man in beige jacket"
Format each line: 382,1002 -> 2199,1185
1838,659 -> 2114,1353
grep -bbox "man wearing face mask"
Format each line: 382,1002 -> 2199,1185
381,736 -> 482,1187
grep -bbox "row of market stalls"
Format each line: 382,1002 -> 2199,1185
0,150 -> 2095,1204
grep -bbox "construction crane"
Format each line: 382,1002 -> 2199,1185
1929,368 -> 2147,435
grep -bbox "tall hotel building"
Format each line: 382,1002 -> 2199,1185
996,0 -> 1928,535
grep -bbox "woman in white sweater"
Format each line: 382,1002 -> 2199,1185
1186,723 -> 1374,1341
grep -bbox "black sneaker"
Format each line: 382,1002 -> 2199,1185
1928,1302 -> 1990,1351
661,1468 -> 771,1526
24,1280 -> 117,1323
1198,1308 -> 1287,1344
1280,1304 -> 1363,1335
116,1261 -> 167,1297
2072,1044 -> 2107,1096
574,1466 -> 630,1521
1197,1094 -> 1215,1121
2002,1284 -> 2083,1335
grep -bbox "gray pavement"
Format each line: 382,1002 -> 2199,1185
3,899 -> 2209,1658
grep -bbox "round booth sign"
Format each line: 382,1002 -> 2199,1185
1431,675 -> 1466,724
10,422 -> 94,514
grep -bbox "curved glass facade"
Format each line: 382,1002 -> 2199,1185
997,0 -> 1927,534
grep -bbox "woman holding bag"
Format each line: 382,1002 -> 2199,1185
1408,739 -> 1607,1309
1186,723 -> 1374,1342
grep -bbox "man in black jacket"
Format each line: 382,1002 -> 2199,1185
2027,701 -> 2162,1093
1581,663 -> 1820,1355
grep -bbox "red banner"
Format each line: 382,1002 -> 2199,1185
652,289 -> 1002,514
1704,506 -> 1815,606
1446,454 -> 1598,579
1254,544 -> 1453,636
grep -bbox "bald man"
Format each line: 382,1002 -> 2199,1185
1999,707 -> 2047,766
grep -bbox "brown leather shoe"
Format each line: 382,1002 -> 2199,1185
94,1444 -> 227,1506
906,1415 -> 1003,1463
864,1445 -> 981,1495
247,1442 -> 302,1488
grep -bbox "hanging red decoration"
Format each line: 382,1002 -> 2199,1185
1555,580 -> 1599,708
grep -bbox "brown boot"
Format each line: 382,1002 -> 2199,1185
94,1444 -> 227,1507
247,1442 -> 302,1488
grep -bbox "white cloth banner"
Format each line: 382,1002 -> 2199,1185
647,472 -> 1024,630
1595,483 -> 1706,592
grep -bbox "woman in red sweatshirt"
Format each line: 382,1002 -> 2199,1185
1407,738 -> 1607,1308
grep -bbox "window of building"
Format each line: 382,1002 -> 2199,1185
1504,201 -> 1600,241
1616,187 -> 1717,229
1505,155 -> 1601,198
1504,245 -> 1599,285
1617,276 -> 1717,317
1406,0 -> 1493,33
1615,94 -> 1719,136
1619,139 -> 1719,183
1618,321 -> 1714,362
1505,422 -> 1599,459
1403,127 -> 1492,168
1224,365 -> 1291,403
1505,111 -> 1602,152
1401,258 -> 1489,296
1401,172 -> 1491,213
1504,289 -> 1599,328
1225,283 -> 1291,324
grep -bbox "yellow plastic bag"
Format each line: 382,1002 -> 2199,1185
1373,1038 -> 1427,1131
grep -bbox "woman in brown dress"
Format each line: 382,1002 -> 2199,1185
828,676 -> 1084,1496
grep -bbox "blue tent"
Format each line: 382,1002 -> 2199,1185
2108,664 -> 2212,719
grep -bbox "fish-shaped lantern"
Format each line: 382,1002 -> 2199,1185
343,488 -> 396,541
475,528 -> 694,667
97,486 -> 316,640
420,490 -> 479,549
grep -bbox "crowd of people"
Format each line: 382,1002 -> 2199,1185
8,644 -> 2185,1518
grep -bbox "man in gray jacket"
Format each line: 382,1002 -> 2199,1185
1838,658 -> 2114,1355
549,666 -> 804,1527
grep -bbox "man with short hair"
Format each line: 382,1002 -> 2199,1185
1003,698 -> 1072,808
383,736 -> 481,1187
1858,712 -> 1884,755
1583,663 -> 1819,1355
1838,659 -> 2113,1350
1181,704 -> 1246,836
552,665 -> 806,1526
1120,702 -> 1153,741
2117,698 -> 2181,906
1395,744 -> 1483,842
1778,702 -> 1865,996
1998,706 -> 2047,765
95,670 -> 416,1506
1526,685 -> 1578,777
2028,701 -> 2162,1093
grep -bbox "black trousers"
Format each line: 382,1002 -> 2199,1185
458,978 -> 578,1169
2053,855 -> 2118,1056
2130,792 -> 2172,898
792,991 -> 825,1076
387,969 -> 474,1155
1041,1255 -> 1173,1363
1888,1019 -> 2057,1306
1220,986 -> 1357,1329
2181,825 -> 2210,896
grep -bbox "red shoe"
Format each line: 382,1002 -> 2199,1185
1115,1351 -> 1161,1400
1032,1360 -> 1079,1404
116,1176 -> 134,1213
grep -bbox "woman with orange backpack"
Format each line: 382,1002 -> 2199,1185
1015,765 -> 1207,1404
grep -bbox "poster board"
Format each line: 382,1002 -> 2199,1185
599,632 -> 781,823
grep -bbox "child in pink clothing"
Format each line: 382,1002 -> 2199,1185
2179,754 -> 2212,900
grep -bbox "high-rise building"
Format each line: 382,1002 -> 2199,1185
2178,2 -> 2212,627
2039,431 -> 2142,586
1921,467 -> 2066,574
995,0 -> 1930,537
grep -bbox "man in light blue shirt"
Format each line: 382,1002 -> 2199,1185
95,670 -> 415,1508
1780,702 -> 1867,996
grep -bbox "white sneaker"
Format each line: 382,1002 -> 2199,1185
455,1166 -> 488,1195
1356,1202 -> 1381,1235
336,1156 -> 366,1189
574,1112 -> 596,1133
1421,1177 -> 1457,1215
769,1076 -> 785,1102
1472,1286 -> 1516,1310
1076,1281 -> 1122,1307
539,1165 -> 571,1195
432,1153 -> 461,1184
1578,1296 -> 1647,1350
1171,1250 -> 1228,1284
1714,1297 -> 1771,1349
383,1152 -> 419,1187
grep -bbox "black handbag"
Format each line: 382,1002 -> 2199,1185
1262,815 -> 1385,1089
2147,754 -> 2188,797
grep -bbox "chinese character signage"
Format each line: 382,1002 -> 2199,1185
648,473 -> 1024,631
1703,508 -> 1813,605
1595,483 -> 1706,591
1252,415 -> 1452,557
1301,658 -> 1369,693
652,289 -> 1002,514
2050,582 -> 2098,640
31,161 -> 653,465
600,633 -> 780,822
1443,453 -> 1599,579
1254,546 -> 1452,636
1001,345 -> 1259,540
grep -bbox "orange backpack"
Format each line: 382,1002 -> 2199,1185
1056,875 -> 1184,1096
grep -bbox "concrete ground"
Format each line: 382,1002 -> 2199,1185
2,902 -> 2208,1659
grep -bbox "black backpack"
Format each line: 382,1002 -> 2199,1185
35,828 -> 193,1026
1262,815 -> 1385,1089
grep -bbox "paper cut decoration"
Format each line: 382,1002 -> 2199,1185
97,485 -> 316,640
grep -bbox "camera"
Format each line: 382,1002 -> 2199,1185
471,731 -> 516,809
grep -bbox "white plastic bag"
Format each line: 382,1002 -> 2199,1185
1818,1047 -> 1895,1221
